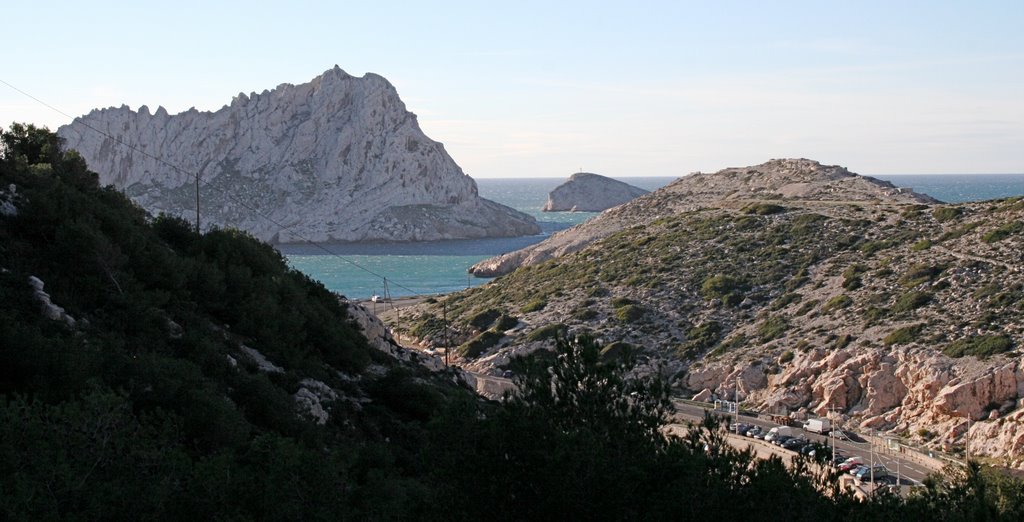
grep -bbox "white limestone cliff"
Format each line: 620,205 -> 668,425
543,172 -> 648,212
57,66 -> 539,243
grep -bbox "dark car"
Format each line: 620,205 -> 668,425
782,438 -> 809,451
732,423 -> 753,435
772,435 -> 794,446
799,442 -> 825,456
744,426 -> 763,438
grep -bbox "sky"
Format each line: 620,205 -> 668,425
3,1 -> 1023,178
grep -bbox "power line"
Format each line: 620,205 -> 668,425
0,77 -> 425,298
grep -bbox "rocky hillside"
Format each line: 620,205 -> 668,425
406,159 -> 1024,467
542,172 -> 649,212
57,66 -> 539,243
0,124 -> 486,518
471,159 -> 934,276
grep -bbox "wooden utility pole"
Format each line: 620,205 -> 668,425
195,173 -> 200,233
443,299 -> 449,367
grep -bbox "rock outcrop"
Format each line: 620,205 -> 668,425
542,172 -> 648,212
407,158 -> 1024,466
57,66 -> 539,243
470,159 -> 935,276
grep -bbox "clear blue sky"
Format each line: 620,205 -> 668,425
3,1 -> 1022,177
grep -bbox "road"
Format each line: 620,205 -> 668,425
671,400 -> 941,485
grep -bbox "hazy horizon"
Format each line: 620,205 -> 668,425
4,1 -> 1022,178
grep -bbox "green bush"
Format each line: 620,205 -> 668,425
911,239 -> 932,251
932,206 -> 963,222
778,350 -> 794,364
757,316 -> 788,343
770,292 -> 802,311
939,221 -> 984,242
841,275 -> 862,291
468,308 -> 501,330
700,274 -> 746,307
859,240 -> 894,255
883,324 -> 924,346
676,322 -> 722,359
411,314 -> 446,340
521,299 -> 547,313
794,299 -> 819,317
610,296 -> 634,308
981,221 -> 1024,243
833,334 -> 854,349
526,323 -> 567,342
599,341 -> 634,361
615,304 -> 645,323
459,330 -> 503,358
892,291 -> 932,314
863,306 -> 887,323
493,314 -> 519,331
942,335 -> 1013,358
573,308 -> 599,321
743,203 -> 786,215
899,264 -> 945,287
822,294 -> 853,314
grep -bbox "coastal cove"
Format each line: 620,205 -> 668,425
283,174 -> 1024,299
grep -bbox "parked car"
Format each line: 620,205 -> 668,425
801,443 -> 829,457
744,426 -> 763,438
782,438 -> 809,451
772,435 -> 794,446
732,423 -> 753,435
853,465 -> 889,481
838,457 -> 863,472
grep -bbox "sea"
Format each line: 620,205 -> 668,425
281,174 -> 1024,299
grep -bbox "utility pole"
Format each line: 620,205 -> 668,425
733,377 -> 739,429
195,173 -> 200,234
443,299 -> 449,367
829,406 -> 838,464
965,414 -> 972,464
870,428 -> 876,491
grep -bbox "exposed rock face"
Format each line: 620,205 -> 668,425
57,66 -> 539,243
470,159 -> 935,276
28,276 -> 76,327
408,158 -> 1024,466
542,172 -> 648,212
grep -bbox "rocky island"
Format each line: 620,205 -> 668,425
542,172 -> 649,212
57,66 -> 540,243
409,159 -> 1024,468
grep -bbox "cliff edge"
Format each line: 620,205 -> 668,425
58,66 -> 540,243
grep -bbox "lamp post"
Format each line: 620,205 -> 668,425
965,413 -> 972,465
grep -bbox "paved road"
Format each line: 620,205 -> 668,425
672,400 -> 939,485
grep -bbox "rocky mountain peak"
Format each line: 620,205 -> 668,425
58,67 -> 539,243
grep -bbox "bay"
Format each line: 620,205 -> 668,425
284,174 -> 1024,299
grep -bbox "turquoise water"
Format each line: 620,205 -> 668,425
282,176 -> 673,299
284,174 -> 1024,299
